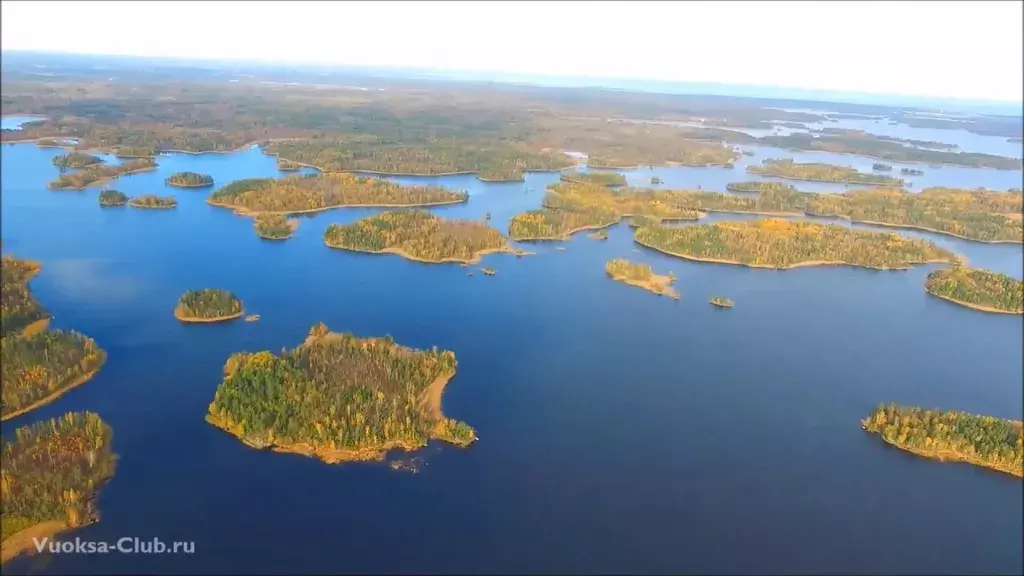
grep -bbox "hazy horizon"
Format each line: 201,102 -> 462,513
2,0 -> 1022,106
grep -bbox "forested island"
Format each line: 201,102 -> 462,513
254,214 -> 299,240
650,176 -> 663,185
560,170 -> 627,187
0,412 -> 117,564
208,173 -> 468,215
98,189 -> 128,207
605,259 -> 678,299
633,219 -> 956,270
174,289 -> 244,322
901,168 -> 925,176
47,158 -> 157,190
165,171 -> 214,188
325,210 -> 516,264
805,187 -> 1023,243
725,181 -> 799,194
1,329 -> 108,421
205,323 -> 476,464
709,296 -> 734,308
924,266 -> 1023,314
264,139 -> 572,181
588,230 -> 609,240
1,255 -> 48,337
747,158 -> 905,186
52,152 -> 103,170
127,194 -> 177,209
872,162 -> 892,171
862,403 -> 1022,477
508,182 -> 704,241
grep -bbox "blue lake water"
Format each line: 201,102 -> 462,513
1,134 -> 1022,575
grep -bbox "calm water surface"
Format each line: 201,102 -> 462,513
1,134 -> 1022,575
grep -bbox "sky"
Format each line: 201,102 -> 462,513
2,0 -> 1022,103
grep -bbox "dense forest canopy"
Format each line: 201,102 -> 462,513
1,329 -> 107,420
165,171 -> 214,187
175,289 -> 244,321
862,403 -> 1023,477
747,158 -> 905,186
1,412 -> 117,544
206,324 -> 476,463
633,218 -> 957,269
98,189 -> 128,206
924,266 -> 1023,314
47,158 -> 157,190
128,194 -> 177,208
208,173 -> 467,215
325,210 -> 512,264
1,255 -> 47,337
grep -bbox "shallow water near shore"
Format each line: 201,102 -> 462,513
1,136 -> 1021,574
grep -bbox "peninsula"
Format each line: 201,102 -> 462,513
98,189 -> 128,207
1,412 -> 117,564
747,158 -> 905,186
47,158 -> 157,190
862,403 -> 1022,477
254,214 -> 299,240
1,329 -> 107,421
128,194 -> 177,209
1,255 -> 48,337
924,266 -> 1023,314
174,289 -> 244,322
633,219 -> 957,270
206,323 -> 476,464
325,210 -> 517,264
207,173 -> 468,215
165,171 -> 214,188
605,259 -> 679,299
276,158 -> 302,171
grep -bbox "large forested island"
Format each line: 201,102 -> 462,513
0,411 -> 118,564
633,219 -> 957,270
264,139 -> 572,182
324,210 -> 516,264
207,173 -> 468,215
605,259 -> 678,299
806,187 -> 1023,243
46,158 -> 157,190
560,170 -> 627,187
174,289 -> 244,322
254,214 -> 299,240
1,329 -> 108,421
924,266 -> 1023,314
52,152 -> 103,170
98,189 -> 128,207
165,171 -> 214,188
127,194 -> 177,209
508,182 -> 703,240
747,158 -> 905,186
862,403 -> 1022,477
206,323 -> 476,464
1,255 -> 48,337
